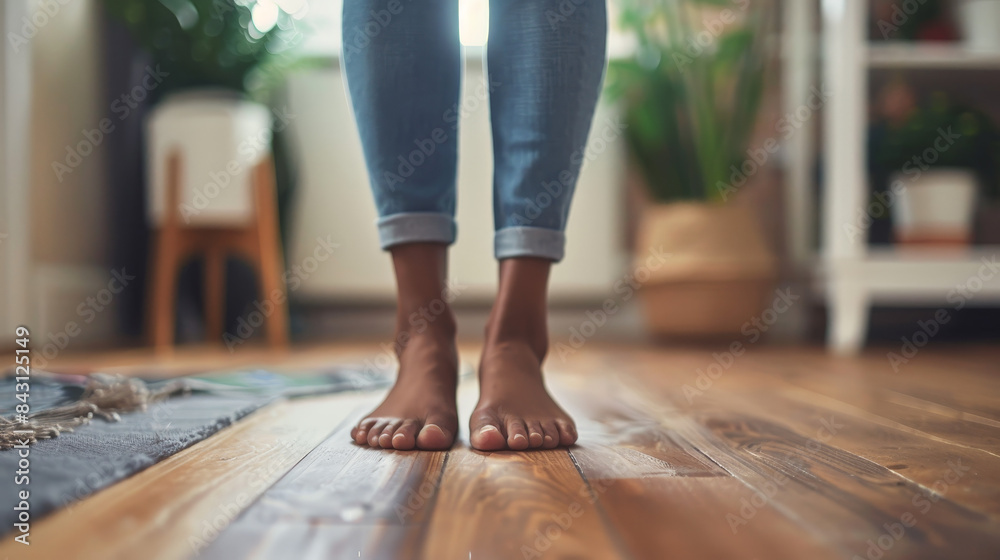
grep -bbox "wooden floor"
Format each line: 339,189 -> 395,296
4,342 -> 1000,560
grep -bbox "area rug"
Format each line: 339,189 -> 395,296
0,365 -> 393,531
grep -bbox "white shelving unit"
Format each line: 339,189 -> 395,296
822,0 -> 1000,353
868,43 -> 1000,69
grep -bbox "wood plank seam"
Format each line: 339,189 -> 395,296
782,385 -> 1000,462
616,374 -> 1000,558
566,448 -> 640,560
0,395 -> 372,560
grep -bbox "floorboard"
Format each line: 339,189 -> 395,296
559,380 -> 841,560
5,343 -> 998,559
200,405 -> 445,560
0,393 -> 370,560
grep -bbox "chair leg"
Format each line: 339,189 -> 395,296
149,151 -> 184,353
252,155 -> 289,348
150,228 -> 180,352
204,245 -> 225,343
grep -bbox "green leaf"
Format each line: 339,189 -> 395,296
605,0 -> 771,203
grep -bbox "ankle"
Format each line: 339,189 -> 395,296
396,302 -> 457,341
484,312 -> 548,360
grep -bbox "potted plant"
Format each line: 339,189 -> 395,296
102,0 -> 304,101
102,0 -> 307,237
606,0 -> 778,337
101,0 -> 308,343
957,0 -> 1000,53
870,89 -> 1000,246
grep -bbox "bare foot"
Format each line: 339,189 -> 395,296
470,339 -> 577,451
351,326 -> 458,450
350,243 -> 459,451
469,258 -> 577,451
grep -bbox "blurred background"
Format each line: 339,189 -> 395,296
2,0 -> 999,362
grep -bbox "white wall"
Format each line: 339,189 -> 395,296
28,0 -> 115,343
0,0 -> 34,337
286,60 -> 627,304
30,0 -> 109,266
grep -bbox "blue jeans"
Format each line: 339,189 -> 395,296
342,0 -> 607,262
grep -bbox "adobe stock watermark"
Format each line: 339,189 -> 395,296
554,245 -> 671,361
887,254 -> 999,371
342,0 -> 414,61
725,414 -> 844,535
395,474 -> 441,523
672,0 -> 751,69
187,438 -> 301,555
380,78 -> 498,192
876,0 -> 935,40
717,83 -> 832,201
852,459 -> 971,560
34,268 -> 136,369
179,105 -> 295,223
683,287 -> 800,402
520,454 -> 631,559
544,0 -> 588,30
843,126 -> 962,243
726,415 -> 844,533
360,279 -> 467,377
510,115 -> 628,227
223,235 -> 340,351
6,0 -> 75,54
52,65 -> 169,183
54,384 -> 191,517
58,455 -> 127,516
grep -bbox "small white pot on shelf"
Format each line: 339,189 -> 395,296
891,168 -> 978,246
957,0 -> 1000,53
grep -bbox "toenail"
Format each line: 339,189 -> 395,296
480,425 -> 500,435
513,434 -> 526,441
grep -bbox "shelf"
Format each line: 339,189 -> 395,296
868,43 -> 1000,69
819,247 -> 1000,304
864,246 -> 1000,262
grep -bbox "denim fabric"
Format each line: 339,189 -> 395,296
343,0 -> 607,261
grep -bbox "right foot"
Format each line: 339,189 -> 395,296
351,322 -> 459,450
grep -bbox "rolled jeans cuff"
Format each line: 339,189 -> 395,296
495,226 -> 566,262
377,212 -> 456,250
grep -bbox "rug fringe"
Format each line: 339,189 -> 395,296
1,374 -> 188,450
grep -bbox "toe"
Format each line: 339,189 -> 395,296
505,419 -> 529,450
541,420 -> 560,449
470,412 -> 507,451
378,420 -> 402,448
471,424 -> 505,451
417,412 -> 456,450
556,419 -> 578,446
416,424 -> 452,450
368,419 -> 391,447
526,420 -> 544,448
353,418 -> 377,445
392,419 -> 420,450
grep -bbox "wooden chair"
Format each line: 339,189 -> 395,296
148,150 -> 288,352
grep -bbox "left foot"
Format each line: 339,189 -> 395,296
470,338 -> 578,451
468,257 -> 577,451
